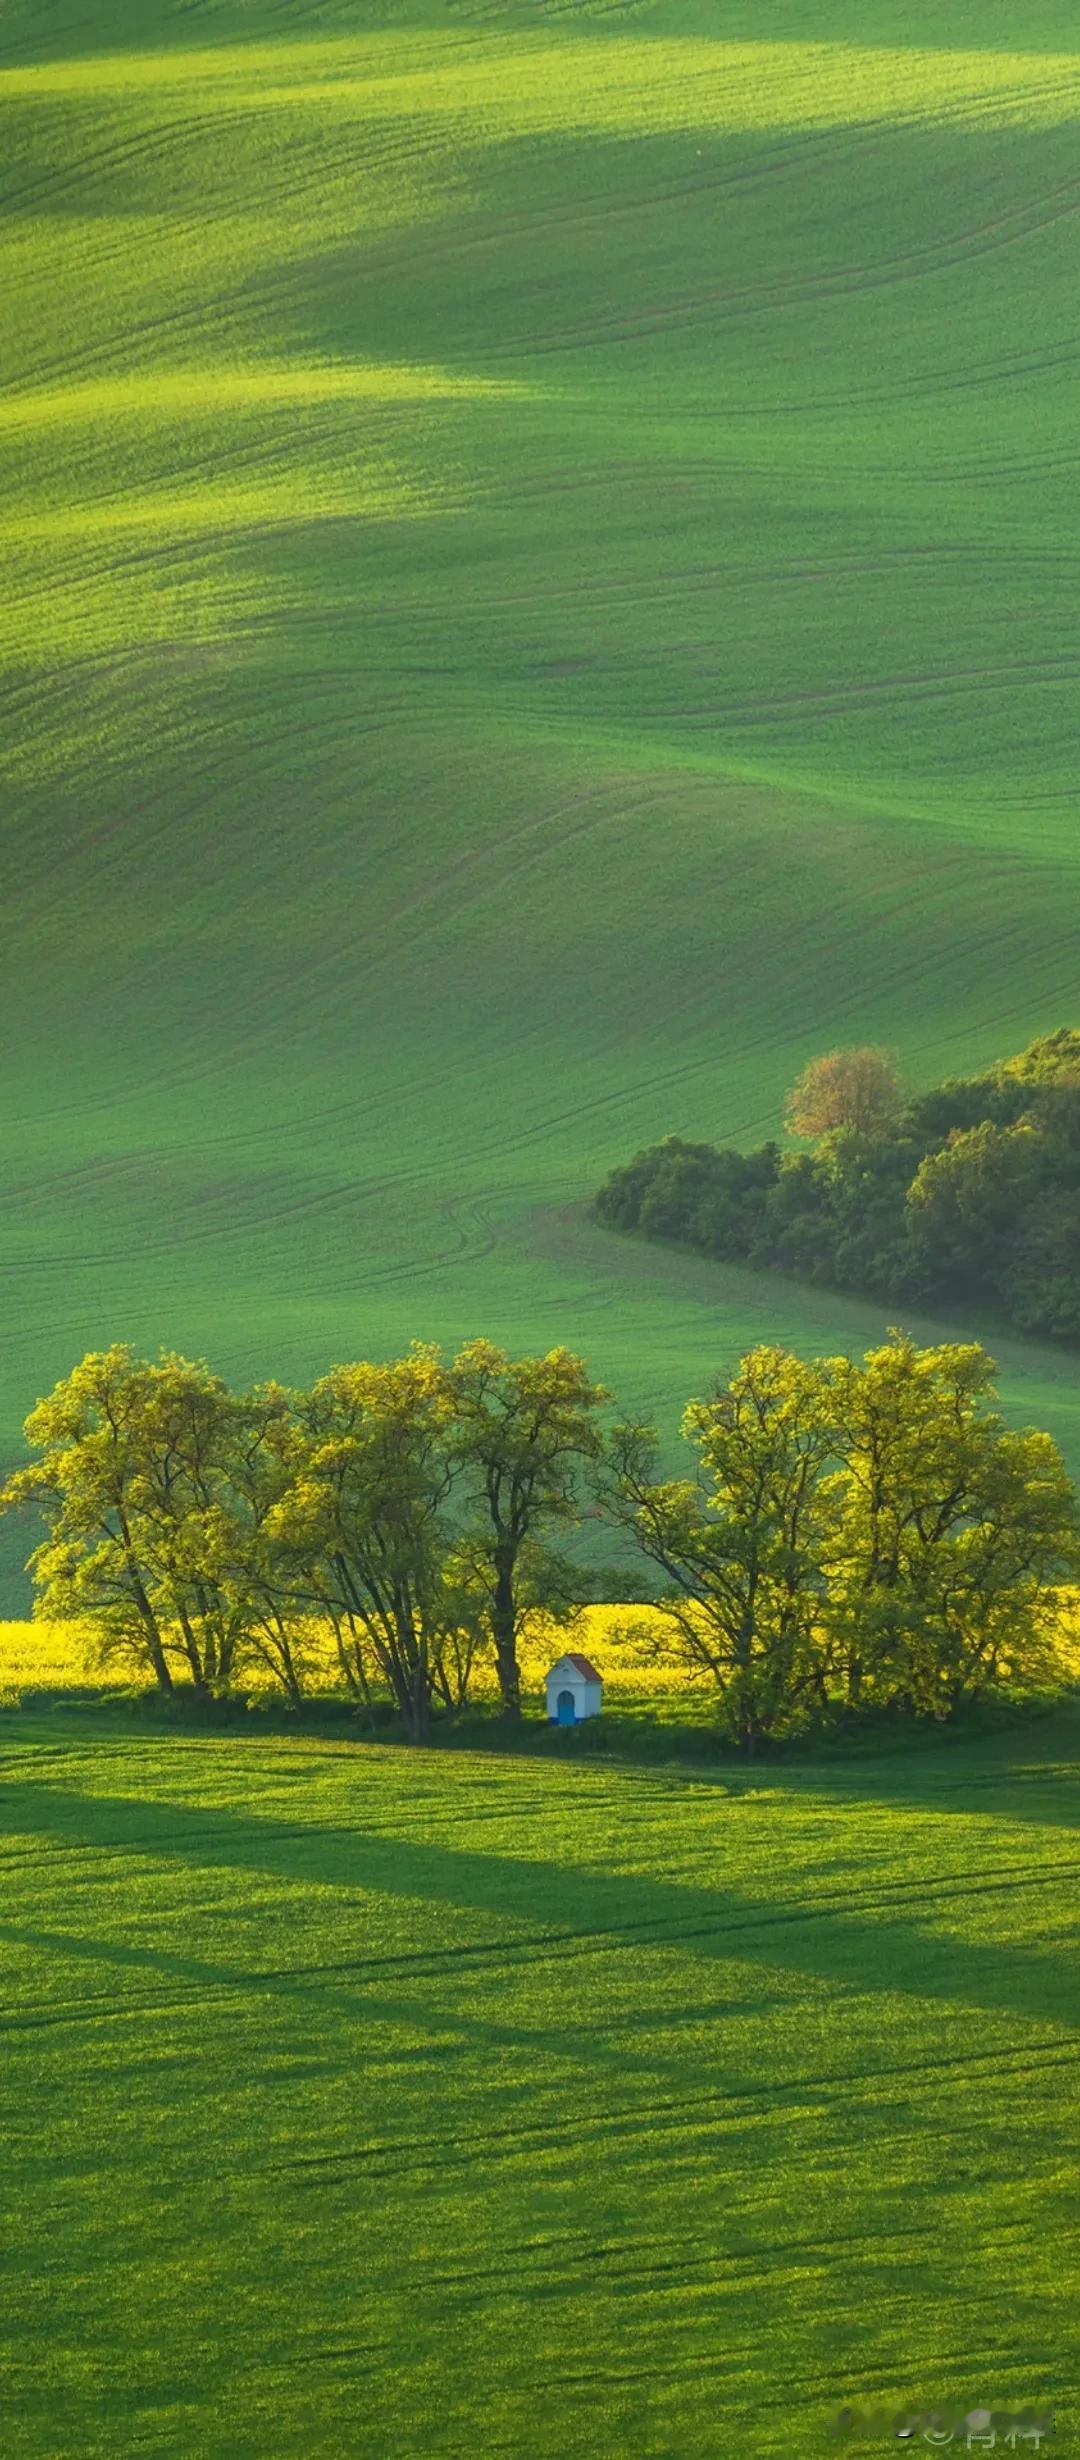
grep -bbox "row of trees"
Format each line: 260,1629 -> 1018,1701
614,1339 -> 1075,1749
2,1333 -> 1076,1752
596,1029 -> 1080,1339
0,1342 -> 606,1741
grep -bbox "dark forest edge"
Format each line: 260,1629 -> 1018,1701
3,1331 -> 1079,1757
594,1029 -> 1080,1341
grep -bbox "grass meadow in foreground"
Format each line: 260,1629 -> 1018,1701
0,1705 -> 1077,2456
7,3 -> 1080,1607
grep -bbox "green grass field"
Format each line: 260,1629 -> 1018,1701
5,0 -> 1080,1615
5,20 -> 1080,2446
1,1707 -> 1076,2455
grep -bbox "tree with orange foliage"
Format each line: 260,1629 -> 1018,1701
785,1045 -> 901,1141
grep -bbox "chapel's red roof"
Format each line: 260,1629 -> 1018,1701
564,1653 -> 602,1683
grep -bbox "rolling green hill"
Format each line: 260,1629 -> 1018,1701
1,1711 -> 1076,2455
5,1 -> 1080,1608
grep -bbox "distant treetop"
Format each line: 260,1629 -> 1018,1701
785,1045 -> 901,1141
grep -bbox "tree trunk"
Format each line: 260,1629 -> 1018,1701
143,1622 -> 174,1697
405,1685 -> 430,1744
279,1650 -> 304,1710
491,1553 -> 521,1719
383,1606 -> 431,1743
268,1612 -> 304,1707
176,1607 -> 210,1699
117,1508 -> 174,1694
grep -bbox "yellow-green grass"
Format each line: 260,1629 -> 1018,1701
6,0 -> 1080,1613
0,1705 -> 1077,2455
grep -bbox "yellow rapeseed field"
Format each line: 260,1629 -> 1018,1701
0,1608 -> 690,1711
3,1606 -> 1075,1714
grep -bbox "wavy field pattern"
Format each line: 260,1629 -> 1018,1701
2,1718 -> 1077,2453
5,0 -> 1080,1598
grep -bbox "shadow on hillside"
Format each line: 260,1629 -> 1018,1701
3,1687 -> 1079,1834
0,1903 -> 806,2109
1,1772 -> 1078,2037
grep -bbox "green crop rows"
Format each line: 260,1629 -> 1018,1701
5,0 -> 1080,1602
5,16 -> 1080,2451
0,1714 -> 1075,2456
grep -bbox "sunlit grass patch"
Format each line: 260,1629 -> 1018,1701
5,36 -> 1080,135
6,0 -> 1080,1612
3,477 -> 420,544
0,1700 -> 1075,2454
0,361 -> 521,665
0,363 -> 527,430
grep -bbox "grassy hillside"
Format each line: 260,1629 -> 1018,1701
0,1710 -> 1075,2455
6,0 -> 1080,1607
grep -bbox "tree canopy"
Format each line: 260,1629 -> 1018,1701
607,1333 -> 1077,1750
0,1338 -> 607,1741
595,1028 -> 1080,1341
4,1327 -> 1075,1750
785,1045 -> 901,1140
448,1340 -> 608,1718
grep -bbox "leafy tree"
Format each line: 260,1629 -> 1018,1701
785,1046 -> 901,1141
999,1026 -> 1080,1089
104,1353 -> 255,1698
267,1347 -> 458,1741
1001,1191 -> 1080,1340
608,1347 -> 837,1753
905,1423 -> 1078,1710
594,1136 -> 781,1260
0,1348 -> 277,1698
0,1347 -> 179,1693
905,1119 -> 1041,1294
448,1340 -> 608,1718
0,1349 -> 325,1706
207,1382 -> 317,1707
826,1334 -> 1079,1713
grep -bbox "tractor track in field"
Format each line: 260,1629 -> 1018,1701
0,872 -> 1068,1250
0,769 -> 677,1147
485,162 -> 1080,359
1,1849 -> 1077,2039
708,332 -> 1080,422
353,114 -> 892,281
278,2033 -> 1079,2187
0,104 -> 262,221
0,88 -> 451,226
405,2195 -> 1049,2304
385,540 -> 1080,625
674,649 -> 1080,724
1,824 -> 1072,1278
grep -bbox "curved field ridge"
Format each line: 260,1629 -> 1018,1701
5,0 -> 1080,1604
6,37 -> 1080,134
0,1713 -> 1077,2455
0,365 -> 526,425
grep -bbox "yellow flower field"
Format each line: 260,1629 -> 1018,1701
0,1607 -> 692,1712
3,1602 -> 1075,1716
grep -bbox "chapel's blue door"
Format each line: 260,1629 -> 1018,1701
556,1689 -> 576,1726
